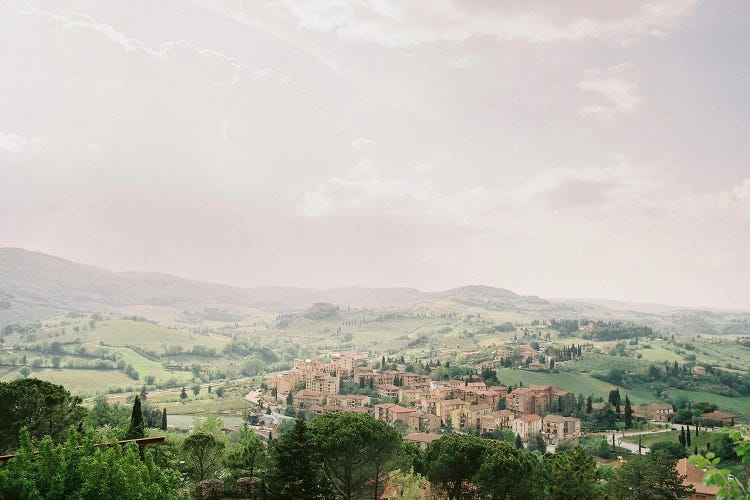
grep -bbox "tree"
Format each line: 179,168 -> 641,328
515,434 -> 524,449
679,427 -> 686,447
125,395 -> 145,440
546,446 -> 598,500
689,429 -> 750,500
181,431 -> 225,481
527,432 -> 546,453
309,412 -> 403,500
586,396 -> 593,414
425,433 -> 489,500
624,395 -> 633,428
686,425 -> 691,447
226,424 -> 268,479
265,418 -> 329,500
140,385 -> 148,401
179,387 -> 187,401
286,391 -> 294,407
0,378 -> 87,452
604,454 -> 694,499
0,429 -> 181,499
650,441 -> 688,460
215,386 -> 225,398
192,384 -> 201,396
473,441 -> 540,500
161,408 -> 168,431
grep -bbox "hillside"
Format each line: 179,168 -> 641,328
2,249 -> 749,337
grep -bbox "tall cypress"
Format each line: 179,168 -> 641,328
161,408 -> 168,431
624,395 -> 633,428
686,425 -> 691,447
125,395 -> 145,440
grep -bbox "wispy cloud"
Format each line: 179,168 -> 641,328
578,63 -> 641,121
270,0 -> 699,46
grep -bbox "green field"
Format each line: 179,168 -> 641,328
495,368 -> 655,404
1,369 -> 137,393
622,430 -> 712,451
107,346 -> 193,385
661,389 -> 750,419
56,319 -> 229,351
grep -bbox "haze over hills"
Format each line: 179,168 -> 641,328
1,248 -> 749,336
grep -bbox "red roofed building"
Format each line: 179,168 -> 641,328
676,458 -> 719,499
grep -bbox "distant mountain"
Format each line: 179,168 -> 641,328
0,248 -> 526,321
2,249 -> 746,335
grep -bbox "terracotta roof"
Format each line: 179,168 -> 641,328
404,433 -> 442,444
518,414 -> 542,423
676,458 -> 719,496
543,414 -> 578,423
701,410 -> 735,420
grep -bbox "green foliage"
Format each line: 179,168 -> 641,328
690,429 -> 750,500
474,441 -> 541,500
650,441 -> 688,460
604,453 -> 694,499
85,394 -> 130,432
265,418 -> 331,500
425,433 -> 490,500
0,378 -> 87,453
0,428 -> 181,499
309,412 -> 403,500
125,395 -> 145,440
181,431 -> 225,481
225,424 -> 268,479
545,447 -> 598,500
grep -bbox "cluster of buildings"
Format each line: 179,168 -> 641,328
268,354 -> 583,446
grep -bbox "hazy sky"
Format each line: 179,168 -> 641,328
1,0 -> 749,309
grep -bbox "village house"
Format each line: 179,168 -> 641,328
542,414 -> 581,445
511,414 -> 543,440
698,410 -> 736,426
480,410 -> 515,434
506,385 -> 574,417
399,388 -> 430,405
293,390 -> 326,408
309,405 -> 371,416
448,403 -> 492,431
434,399 -> 467,422
676,458 -> 719,500
267,370 -> 303,394
377,384 -> 400,399
634,403 -> 675,422
325,394 -> 371,408
304,371 -> 340,394
403,433 -> 442,450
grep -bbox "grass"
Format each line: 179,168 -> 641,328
57,319 -> 229,350
661,389 -> 750,419
622,430 -> 712,450
1,369 -> 137,394
106,346 -> 193,385
495,368 -> 654,404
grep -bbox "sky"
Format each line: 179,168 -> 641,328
1,0 -> 749,309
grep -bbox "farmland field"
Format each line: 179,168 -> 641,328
495,368 -> 655,404
1,369 -> 136,393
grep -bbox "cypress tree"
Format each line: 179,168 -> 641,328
161,408 -> 168,431
624,395 -> 633,428
638,434 -> 642,454
125,395 -> 145,440
686,425 -> 691,447
515,433 -> 524,449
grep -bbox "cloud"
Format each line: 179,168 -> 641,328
0,132 -> 41,154
297,158 -> 496,223
577,63 -> 641,121
0,132 -> 27,153
270,0 -> 699,46
718,178 -> 750,218
351,137 -> 374,149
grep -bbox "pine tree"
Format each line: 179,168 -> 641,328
161,408 -> 168,431
266,419 -> 325,499
125,395 -> 145,440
